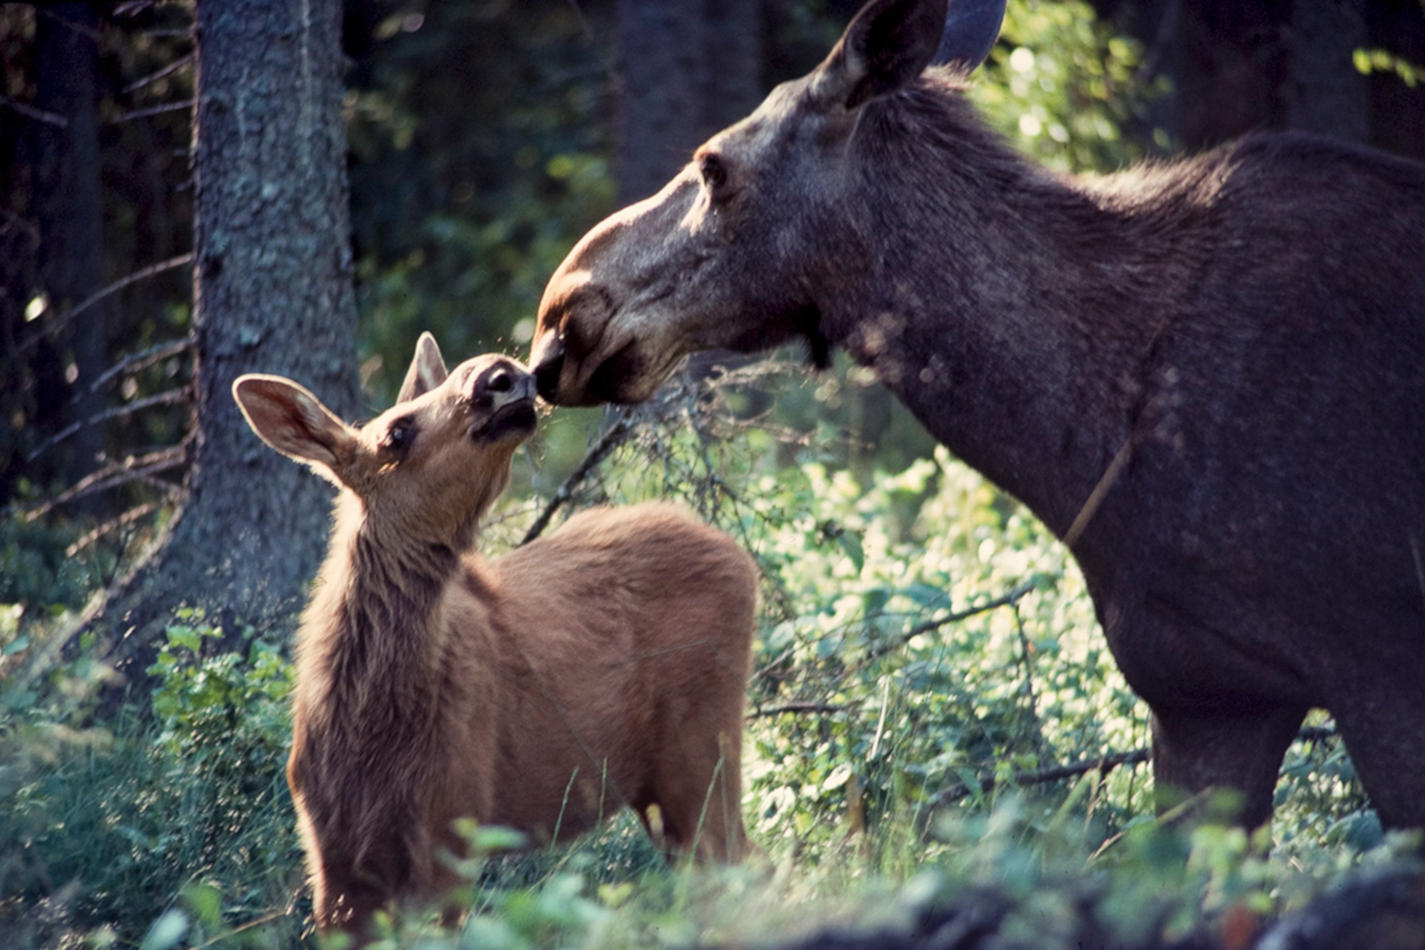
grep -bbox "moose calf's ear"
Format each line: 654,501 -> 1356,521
398,331 -> 449,403
812,0 -> 950,110
233,374 -> 354,479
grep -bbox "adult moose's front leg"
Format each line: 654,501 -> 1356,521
1149,703 -> 1308,829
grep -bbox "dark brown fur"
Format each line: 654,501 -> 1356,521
531,0 -> 1425,831
235,338 -> 754,935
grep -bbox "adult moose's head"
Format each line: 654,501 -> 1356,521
531,0 -> 1005,406
532,0 -> 1425,837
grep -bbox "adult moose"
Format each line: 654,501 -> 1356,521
531,0 -> 1425,831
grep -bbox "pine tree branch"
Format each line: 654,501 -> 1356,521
25,388 -> 190,462
18,253 -> 194,356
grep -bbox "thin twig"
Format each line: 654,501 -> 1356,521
67,502 -> 163,556
112,99 -> 194,123
746,700 -> 861,720
121,51 -> 193,95
18,252 -> 193,356
853,579 -> 1036,671
0,95 -> 67,127
26,388 -> 190,461
24,445 -> 186,519
927,724 -> 1340,810
519,413 -> 634,545
75,337 -> 194,399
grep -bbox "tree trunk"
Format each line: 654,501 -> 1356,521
616,0 -> 764,389
615,0 -> 763,202
81,0 -> 359,698
32,3 -> 108,507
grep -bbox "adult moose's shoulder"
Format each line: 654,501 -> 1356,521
531,0 -> 1425,834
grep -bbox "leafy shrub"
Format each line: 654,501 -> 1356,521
0,614 -> 300,948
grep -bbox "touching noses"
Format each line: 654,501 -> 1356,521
530,332 -> 566,402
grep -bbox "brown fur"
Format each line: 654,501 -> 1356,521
234,337 -> 754,935
531,0 -> 1425,831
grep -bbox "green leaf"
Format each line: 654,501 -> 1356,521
837,531 -> 865,573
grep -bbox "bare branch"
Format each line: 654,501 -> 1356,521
26,388 -> 191,462
112,99 -> 195,123
19,252 -> 194,356
0,95 -> 67,128
22,445 -> 187,520
519,412 -> 635,545
852,579 -> 1036,672
121,52 -> 194,95
67,501 -> 164,556
926,725 -> 1339,810
77,337 -> 194,399
747,700 -> 862,720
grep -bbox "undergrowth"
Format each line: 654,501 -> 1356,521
0,368 -> 1409,949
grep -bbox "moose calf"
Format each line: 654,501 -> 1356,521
233,334 -> 755,933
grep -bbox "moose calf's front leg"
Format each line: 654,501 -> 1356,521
1149,704 -> 1308,829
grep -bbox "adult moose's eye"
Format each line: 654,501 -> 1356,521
698,152 -> 729,197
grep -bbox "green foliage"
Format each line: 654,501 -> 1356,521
346,1 -> 617,403
1354,47 -> 1424,88
0,613 -> 300,948
974,0 -> 1167,172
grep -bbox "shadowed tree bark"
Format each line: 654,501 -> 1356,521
79,0 -> 359,696
31,3 -> 108,507
1091,0 -> 1425,159
615,0 -> 763,201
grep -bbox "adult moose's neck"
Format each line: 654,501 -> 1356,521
818,76 -> 1201,541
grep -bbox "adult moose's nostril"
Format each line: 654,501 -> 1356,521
532,342 -> 565,401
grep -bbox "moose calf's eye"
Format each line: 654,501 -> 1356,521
384,421 -> 414,454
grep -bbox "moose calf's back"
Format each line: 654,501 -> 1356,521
473,502 -> 756,846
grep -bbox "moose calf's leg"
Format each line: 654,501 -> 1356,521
1149,703 -> 1308,829
653,728 -> 748,862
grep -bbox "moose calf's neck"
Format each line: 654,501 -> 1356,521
300,491 -> 471,732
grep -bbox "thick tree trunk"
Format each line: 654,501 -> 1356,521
615,0 -> 763,202
81,0 -> 359,697
616,0 -> 764,390
32,3 -> 108,506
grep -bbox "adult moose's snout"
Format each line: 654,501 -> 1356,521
530,332 -> 566,404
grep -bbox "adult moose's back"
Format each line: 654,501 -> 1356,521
531,0 -> 1425,830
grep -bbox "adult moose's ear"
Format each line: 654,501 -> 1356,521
397,331 -> 449,403
933,0 -> 1006,72
810,0 -> 950,110
233,374 -> 356,483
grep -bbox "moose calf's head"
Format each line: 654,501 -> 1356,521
234,333 -> 537,544
531,0 -> 1003,405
